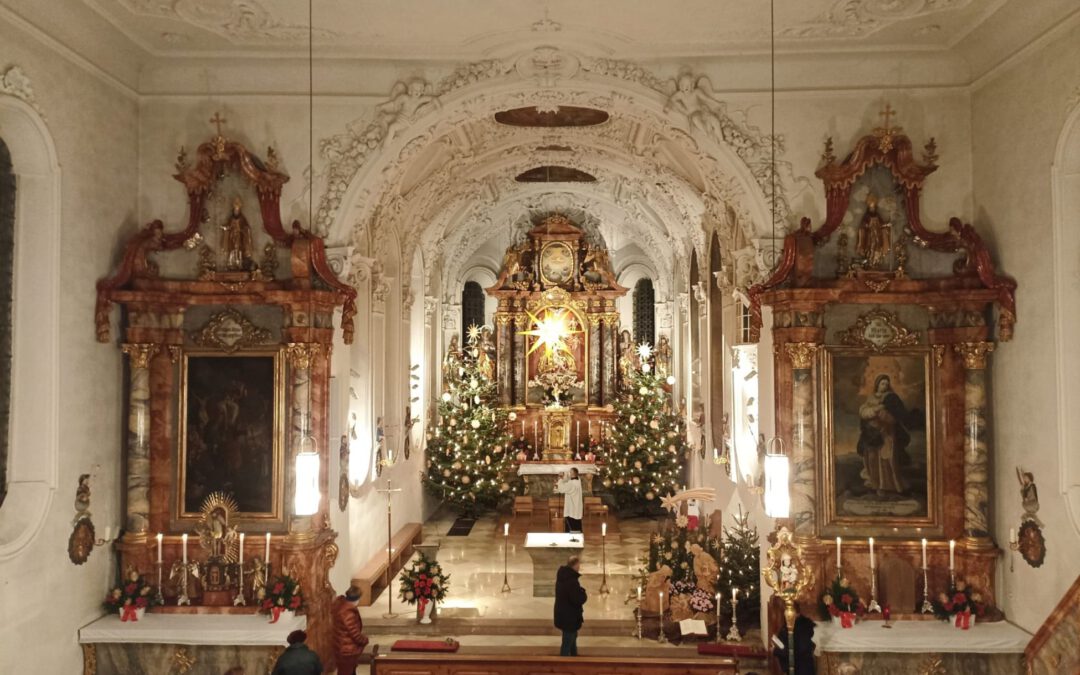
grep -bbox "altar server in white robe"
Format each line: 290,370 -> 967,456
557,468 -> 584,533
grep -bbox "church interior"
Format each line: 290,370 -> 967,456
2,1 -> 1080,673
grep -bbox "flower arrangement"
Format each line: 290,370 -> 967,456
687,587 -> 716,613
932,579 -> 985,628
259,574 -> 303,622
398,552 -> 450,618
818,575 -> 866,627
103,569 -> 157,621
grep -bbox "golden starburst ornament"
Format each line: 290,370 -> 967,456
520,309 -> 580,359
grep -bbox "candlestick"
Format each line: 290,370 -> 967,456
921,564 -> 933,614
156,533 -> 163,563
576,420 -> 580,447
501,521 -> 511,594
726,592 -> 741,641
265,532 -> 271,562
602,521 -> 607,537
867,565 -> 881,614
154,560 -> 165,605
921,538 -> 927,569
598,522 -> 610,595
657,591 -> 667,643
181,533 -> 188,564
635,586 -> 643,640
1008,528 -> 1018,573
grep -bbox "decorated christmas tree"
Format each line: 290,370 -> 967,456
717,507 -> 761,628
423,326 -> 516,515
602,346 -> 686,511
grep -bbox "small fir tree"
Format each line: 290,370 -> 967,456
717,507 -> 761,627
602,354 -> 686,511
423,327 -> 515,515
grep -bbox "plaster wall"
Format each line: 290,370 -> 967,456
0,17 -> 137,675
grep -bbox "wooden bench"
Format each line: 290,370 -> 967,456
584,495 -> 608,520
372,652 -> 738,675
512,495 -> 534,518
350,522 -> 423,607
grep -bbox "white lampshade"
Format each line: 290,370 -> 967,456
294,451 -> 321,516
763,452 -> 790,518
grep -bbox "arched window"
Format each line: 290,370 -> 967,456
0,138 -> 13,508
461,281 -> 485,340
632,278 -> 655,347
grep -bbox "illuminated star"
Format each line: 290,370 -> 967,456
520,309 -> 581,357
636,342 -> 654,362
466,324 -> 483,345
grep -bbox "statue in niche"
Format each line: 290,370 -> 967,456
475,327 -> 496,381
655,335 -> 672,379
377,78 -> 441,141
580,243 -> 611,288
664,74 -> 725,142
617,329 -> 639,388
222,196 -> 254,272
1016,466 -> 1042,526
195,492 -> 240,562
442,335 -> 463,391
855,193 -> 892,270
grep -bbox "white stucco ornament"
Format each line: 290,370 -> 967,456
0,66 -> 44,118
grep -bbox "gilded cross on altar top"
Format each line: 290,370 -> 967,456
878,103 -> 897,131
210,112 -> 227,136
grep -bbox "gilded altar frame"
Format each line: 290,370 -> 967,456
523,288 -> 590,406
175,348 -> 286,526
818,344 -> 942,537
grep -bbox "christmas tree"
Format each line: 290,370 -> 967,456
601,346 -> 686,511
717,507 -> 761,628
423,326 -> 516,515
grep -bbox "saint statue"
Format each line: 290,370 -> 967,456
475,326 -> 495,381
222,196 -> 254,272
442,335 -> 462,391
855,193 -> 892,269
655,335 -> 672,378
195,504 -> 238,562
617,329 -> 639,387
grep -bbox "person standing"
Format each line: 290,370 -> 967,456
556,468 -> 583,533
332,586 -> 369,675
554,556 -> 587,656
271,630 -> 322,675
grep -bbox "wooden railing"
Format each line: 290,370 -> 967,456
1024,573 -> 1080,674
371,652 -> 739,675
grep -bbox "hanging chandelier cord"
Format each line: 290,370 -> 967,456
770,0 -> 777,246
308,0 -> 314,232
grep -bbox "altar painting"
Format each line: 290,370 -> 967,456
178,351 -> 284,521
821,347 -> 937,532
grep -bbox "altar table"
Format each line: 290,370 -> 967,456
79,612 -> 306,674
516,462 -> 597,498
815,619 -> 1030,674
524,532 -> 584,597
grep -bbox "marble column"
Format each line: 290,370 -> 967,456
495,314 -> 512,406
286,343 -> 325,538
601,314 -> 618,405
784,342 -> 819,540
512,314 -> 528,406
588,314 -> 602,407
954,341 -> 995,546
121,343 -> 159,534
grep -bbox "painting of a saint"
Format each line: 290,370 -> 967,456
825,349 -> 933,526
180,353 -> 282,518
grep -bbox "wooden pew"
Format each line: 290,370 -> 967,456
350,522 -> 423,607
372,652 -> 738,674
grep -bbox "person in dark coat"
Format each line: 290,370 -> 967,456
771,615 -> 815,675
554,556 -> 587,656
271,630 -> 323,675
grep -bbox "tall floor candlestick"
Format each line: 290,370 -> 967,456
501,522 -> 511,593
599,522 -> 610,595
377,479 -> 403,618
635,586 -> 643,639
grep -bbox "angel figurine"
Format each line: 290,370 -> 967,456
1017,466 -> 1042,526
377,78 -> 441,140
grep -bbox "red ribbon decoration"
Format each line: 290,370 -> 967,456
954,610 -> 971,630
417,596 -> 429,619
840,611 -> 855,628
270,606 -> 284,624
120,605 -> 139,622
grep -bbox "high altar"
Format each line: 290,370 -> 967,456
486,215 -> 627,488
750,110 -> 1021,672
85,120 -> 354,673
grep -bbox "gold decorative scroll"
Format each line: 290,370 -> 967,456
192,307 -> 272,353
285,342 -> 327,370
954,341 -> 995,369
121,343 -> 160,370
783,342 -> 819,369
838,310 -> 920,352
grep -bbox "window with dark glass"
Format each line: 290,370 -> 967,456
0,138 -> 14,508
461,281 -> 486,340
632,278 -> 655,348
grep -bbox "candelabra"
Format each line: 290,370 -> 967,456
867,566 -> 881,614
233,562 -> 246,606
153,560 -> 165,606
725,597 -> 741,641
500,525 -> 511,594
920,566 -> 933,614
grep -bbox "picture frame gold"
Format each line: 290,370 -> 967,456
539,241 -> 575,287
818,345 -> 941,537
175,349 -> 285,527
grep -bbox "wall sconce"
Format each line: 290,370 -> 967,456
763,438 -> 790,519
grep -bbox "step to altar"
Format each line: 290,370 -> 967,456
363,615 -> 638,637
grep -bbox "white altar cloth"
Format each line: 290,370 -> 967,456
516,462 -> 598,476
524,532 -> 585,548
816,620 -> 1031,654
79,613 -> 306,646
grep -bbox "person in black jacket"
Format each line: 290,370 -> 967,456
271,630 -> 323,675
553,556 -> 587,656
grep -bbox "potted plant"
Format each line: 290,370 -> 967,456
398,552 -> 449,624
104,569 -> 157,622
259,575 -> 303,624
932,579 -> 985,629
819,575 -> 866,628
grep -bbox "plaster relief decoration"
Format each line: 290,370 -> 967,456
115,0 -> 344,43
377,78 -> 442,141
838,309 -> 920,351
191,307 -> 272,353
0,66 -> 44,117
68,473 -> 96,565
1013,466 -> 1046,568
779,0 -> 974,39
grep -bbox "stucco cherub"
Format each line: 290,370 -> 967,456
664,73 -> 725,140
377,78 -> 442,140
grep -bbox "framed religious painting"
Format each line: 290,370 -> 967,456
819,342 -> 941,537
176,350 -> 285,525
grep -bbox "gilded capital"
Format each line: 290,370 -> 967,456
783,342 -> 820,369
121,343 -> 160,370
285,342 -> 326,370
954,341 -> 994,369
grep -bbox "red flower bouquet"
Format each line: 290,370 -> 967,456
258,574 -> 303,623
398,552 -> 450,621
103,569 -> 158,621
932,579 -> 985,629
818,575 -> 866,628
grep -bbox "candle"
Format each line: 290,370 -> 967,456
868,537 -> 875,569
576,420 -> 580,445
949,539 -> 955,569
1009,528 -> 1017,544
239,532 -> 245,563
156,533 -> 163,562
181,533 -> 188,564
637,586 -> 642,602
521,420 -> 525,438
504,522 -> 509,537
265,532 -> 271,561
659,590 -> 664,609
103,526 -> 112,542
533,420 -> 538,448
732,587 -> 738,602
602,522 -> 607,537
588,420 -> 592,439
921,538 -> 927,568
836,536 -> 842,567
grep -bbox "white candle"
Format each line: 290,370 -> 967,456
1009,528 -> 1017,544
576,420 -> 580,445
659,590 -> 664,608
637,586 -> 642,602
103,526 -> 112,542
504,522 -> 509,537
156,533 -> 163,562
588,420 -> 592,438
949,540 -> 956,569
921,538 -> 927,568
732,587 -> 738,602
836,536 -> 842,567
181,533 -> 188,564
239,533 -> 245,563
265,532 -> 271,561
602,522 -> 607,537
869,537 -> 875,569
